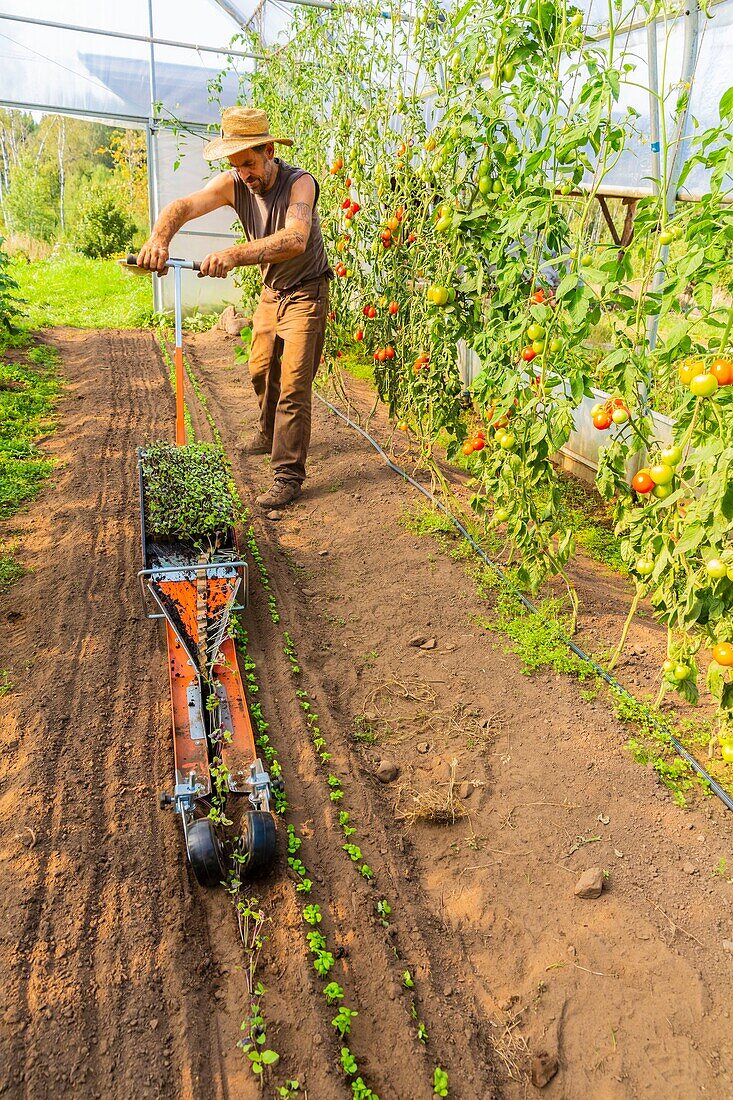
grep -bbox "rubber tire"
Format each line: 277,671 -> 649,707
186,818 -> 228,887
242,810 -> 277,874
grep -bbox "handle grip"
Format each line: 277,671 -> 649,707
124,254 -> 202,272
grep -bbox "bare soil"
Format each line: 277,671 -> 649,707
2,325 -> 733,1100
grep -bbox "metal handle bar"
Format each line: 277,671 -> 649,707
124,253 -> 202,272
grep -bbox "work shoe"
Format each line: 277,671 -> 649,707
242,429 -> 273,455
256,479 -> 302,509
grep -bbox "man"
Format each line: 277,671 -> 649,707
137,106 -> 332,509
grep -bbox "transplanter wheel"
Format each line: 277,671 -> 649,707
185,818 -> 228,887
241,810 -> 277,874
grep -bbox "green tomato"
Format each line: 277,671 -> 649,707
492,179 -> 503,194
674,663 -> 691,681
478,175 -> 492,195
502,62 -> 515,81
662,659 -> 675,675
659,230 -> 674,246
590,403 -> 605,417
581,253 -> 593,267
660,445 -> 682,467
504,142 -> 518,161
494,507 -> 510,523
649,464 -> 674,486
430,286 -> 449,306
689,373 -> 719,398
636,557 -> 655,576
499,432 -> 515,450
706,558 -> 727,580
549,337 -> 563,354
727,566 -> 733,582
611,407 -> 629,425
652,483 -> 674,500
435,214 -> 452,233
570,11 -> 583,27
527,322 -> 545,341
531,339 -> 545,354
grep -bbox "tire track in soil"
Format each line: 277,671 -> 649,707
183,339 -> 502,1100
0,329 -> 254,1100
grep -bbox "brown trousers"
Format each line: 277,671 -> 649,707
247,276 -> 329,485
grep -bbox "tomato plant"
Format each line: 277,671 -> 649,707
214,0 -> 733,745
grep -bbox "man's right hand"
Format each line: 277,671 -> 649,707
136,237 -> 170,276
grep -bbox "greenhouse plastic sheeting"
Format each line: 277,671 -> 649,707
152,127 -> 242,311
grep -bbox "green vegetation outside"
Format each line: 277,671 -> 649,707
11,254 -> 155,329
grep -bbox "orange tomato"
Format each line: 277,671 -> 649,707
710,358 -> 733,386
712,643 -> 733,667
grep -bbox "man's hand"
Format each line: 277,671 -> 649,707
199,250 -> 236,279
137,237 -> 170,276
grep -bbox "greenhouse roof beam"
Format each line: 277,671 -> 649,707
2,12 -> 261,61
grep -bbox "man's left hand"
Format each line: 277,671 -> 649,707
199,250 -> 235,278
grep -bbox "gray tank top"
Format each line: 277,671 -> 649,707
230,159 -> 332,291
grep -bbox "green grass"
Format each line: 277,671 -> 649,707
0,553 -> 24,587
10,253 -> 155,329
0,339 -> 59,520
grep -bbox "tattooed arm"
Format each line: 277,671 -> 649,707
137,172 -> 235,274
199,174 -> 315,278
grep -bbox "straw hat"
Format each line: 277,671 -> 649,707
203,107 -> 293,161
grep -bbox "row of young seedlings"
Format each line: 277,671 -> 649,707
233,620 -> 383,1100
282,629 -> 449,1097
242,516 -> 448,1098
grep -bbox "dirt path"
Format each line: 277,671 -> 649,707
2,325 -> 733,1100
0,330 -> 259,1100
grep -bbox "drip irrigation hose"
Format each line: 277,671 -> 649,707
314,392 -> 733,813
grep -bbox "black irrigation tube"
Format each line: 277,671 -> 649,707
314,392 -> 733,814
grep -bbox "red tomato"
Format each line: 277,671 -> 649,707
376,348 -> 387,362
631,470 -> 655,494
344,209 -> 353,220
472,437 -> 485,451
531,289 -> 546,304
395,206 -> 405,221
354,329 -> 364,341
710,358 -> 733,386
388,301 -> 399,315
350,201 -> 361,214
592,410 -> 612,430
407,232 -> 417,244
384,345 -> 395,359
341,197 -> 351,210
381,227 -> 392,241
462,442 -> 474,456
367,305 -> 377,319
521,345 -> 537,362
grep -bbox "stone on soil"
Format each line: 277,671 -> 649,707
531,1050 -> 559,1089
376,759 -> 399,783
419,637 -> 437,650
574,866 -> 605,899
409,634 -> 427,647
